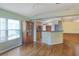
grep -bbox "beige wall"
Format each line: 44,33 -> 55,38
62,21 -> 79,33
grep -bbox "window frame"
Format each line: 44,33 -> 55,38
7,19 -> 21,40
0,18 -> 21,42
0,18 -> 7,42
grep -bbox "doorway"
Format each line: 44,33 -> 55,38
22,21 -> 34,45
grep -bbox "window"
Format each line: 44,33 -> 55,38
0,18 -> 6,42
0,18 -> 21,42
8,19 -> 20,40
43,25 -> 46,31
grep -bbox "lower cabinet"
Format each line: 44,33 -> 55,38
42,32 -> 63,45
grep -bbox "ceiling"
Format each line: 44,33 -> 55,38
0,3 -> 79,20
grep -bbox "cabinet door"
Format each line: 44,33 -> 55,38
42,32 -> 46,43
46,26 -> 51,31
51,32 -> 63,44
45,32 -> 51,44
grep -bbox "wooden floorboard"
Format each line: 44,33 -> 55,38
0,43 -> 78,56
1,33 -> 79,56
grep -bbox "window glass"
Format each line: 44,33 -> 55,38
0,30 -> 6,41
0,18 -> 6,30
0,18 -> 21,42
8,30 -> 20,40
43,25 -> 46,31
0,18 -> 6,42
8,19 -> 20,30
8,19 -> 20,40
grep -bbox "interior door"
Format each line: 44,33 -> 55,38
22,21 -> 34,45
36,26 -> 42,47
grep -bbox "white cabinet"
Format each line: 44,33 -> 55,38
42,32 -> 63,45
51,32 -> 63,45
42,32 -> 51,45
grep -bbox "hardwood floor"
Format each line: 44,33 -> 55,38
1,33 -> 79,56
0,42 -> 79,56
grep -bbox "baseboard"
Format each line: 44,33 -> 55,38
0,43 -> 22,54
51,42 -> 63,45
33,41 -> 63,45
42,41 -> 63,45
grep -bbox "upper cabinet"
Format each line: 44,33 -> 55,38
42,20 -> 63,32
46,25 -> 51,32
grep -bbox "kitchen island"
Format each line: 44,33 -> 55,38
42,31 -> 63,45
